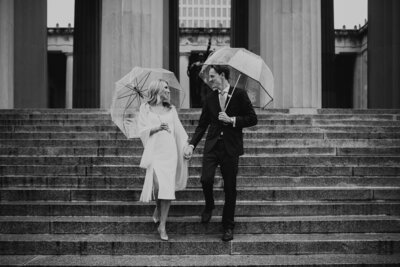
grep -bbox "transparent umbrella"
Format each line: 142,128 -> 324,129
110,67 -> 184,138
199,47 -> 274,108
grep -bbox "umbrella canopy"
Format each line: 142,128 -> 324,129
110,67 -> 184,138
199,47 -> 274,108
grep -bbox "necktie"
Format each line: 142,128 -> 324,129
219,91 -> 226,111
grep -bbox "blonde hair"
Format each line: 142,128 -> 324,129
147,79 -> 171,108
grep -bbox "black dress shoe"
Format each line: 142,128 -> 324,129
201,209 -> 213,223
222,229 -> 234,242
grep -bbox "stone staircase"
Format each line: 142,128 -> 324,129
0,108 -> 400,266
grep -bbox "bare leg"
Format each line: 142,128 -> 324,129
159,200 -> 171,229
152,198 -> 161,223
152,173 -> 161,223
158,199 -> 171,240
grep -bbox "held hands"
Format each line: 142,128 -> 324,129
218,112 -> 233,124
183,144 -> 193,160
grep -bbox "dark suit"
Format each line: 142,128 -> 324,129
189,86 -> 257,230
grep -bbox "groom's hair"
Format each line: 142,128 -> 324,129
210,65 -> 230,80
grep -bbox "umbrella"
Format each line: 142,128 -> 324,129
110,67 -> 184,138
199,47 -> 274,108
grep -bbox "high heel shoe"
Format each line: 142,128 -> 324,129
157,226 -> 168,241
152,207 -> 160,224
152,215 -> 160,224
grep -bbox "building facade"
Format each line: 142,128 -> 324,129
179,0 -> 231,28
334,25 -> 368,109
1,0 -> 399,110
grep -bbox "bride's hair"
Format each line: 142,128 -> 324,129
147,79 -> 171,109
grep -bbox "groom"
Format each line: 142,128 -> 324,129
184,65 -> 257,241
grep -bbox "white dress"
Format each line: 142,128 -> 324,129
149,109 -> 177,199
137,103 -> 188,202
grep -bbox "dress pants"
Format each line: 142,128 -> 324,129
200,139 -> 239,230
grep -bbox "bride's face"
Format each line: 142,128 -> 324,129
160,83 -> 171,103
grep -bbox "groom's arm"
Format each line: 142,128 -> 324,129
189,101 -> 210,149
232,89 -> 258,129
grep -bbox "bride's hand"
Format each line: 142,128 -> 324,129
184,144 -> 193,160
160,122 -> 171,133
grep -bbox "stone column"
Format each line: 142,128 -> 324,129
231,0 -> 249,48
65,53 -> 73,109
368,0 -> 400,108
321,0 -> 335,108
248,0 -> 261,55
14,0 -> 48,108
352,32 -> 368,109
179,52 -> 190,109
100,0 -> 169,109
0,0 -> 14,109
73,0 -> 102,108
260,0 -> 322,109
168,0 -> 180,80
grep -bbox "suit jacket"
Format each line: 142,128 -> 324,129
189,86 -> 257,156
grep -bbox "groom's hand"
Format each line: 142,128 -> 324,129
218,112 -> 233,124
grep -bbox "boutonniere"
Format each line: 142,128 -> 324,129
227,94 -> 232,98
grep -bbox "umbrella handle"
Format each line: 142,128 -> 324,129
223,73 -> 241,112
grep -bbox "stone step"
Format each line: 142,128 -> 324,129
0,131 -> 326,140
1,165 -> 399,176
1,139 -> 400,148
1,112 -> 398,120
338,147 -> 400,155
1,215 -> 399,235
0,146 -> 338,156
0,109 -> 114,113
1,254 -> 400,267
2,131 -> 400,140
0,119 -> 316,127
1,108 -> 399,114
1,187 -> 399,202
2,118 -> 400,127
312,119 -> 400,126
2,125 -> 400,133
314,132 -> 400,139
2,200 -> 398,217
317,109 -> 400,114
2,175 -> 400,188
1,155 -> 399,166
1,109 -> 399,263
0,233 -> 399,255
3,146 -> 400,157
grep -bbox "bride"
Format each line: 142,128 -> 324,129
137,79 -> 188,241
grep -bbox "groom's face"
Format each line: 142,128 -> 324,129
208,68 -> 223,92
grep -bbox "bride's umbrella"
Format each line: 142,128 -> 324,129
110,67 -> 184,138
199,47 -> 274,108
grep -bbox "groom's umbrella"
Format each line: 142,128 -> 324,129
199,47 -> 274,108
110,67 -> 184,138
